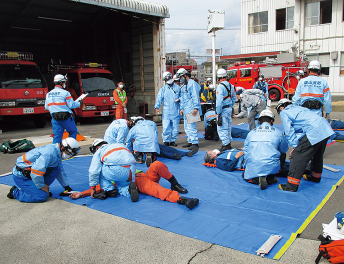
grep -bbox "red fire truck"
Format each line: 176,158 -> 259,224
0,51 -> 48,128
226,57 -> 308,101
57,62 -> 116,122
166,64 -> 197,76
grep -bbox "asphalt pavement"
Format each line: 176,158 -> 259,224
0,106 -> 343,264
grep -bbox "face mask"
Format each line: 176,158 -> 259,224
63,83 -> 66,88
259,78 -> 263,82
180,77 -> 185,84
62,152 -> 72,160
119,84 -> 124,89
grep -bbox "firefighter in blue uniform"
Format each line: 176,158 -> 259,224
252,73 -> 268,102
45,74 -> 82,143
7,137 -> 80,203
276,99 -> 334,192
104,119 -> 129,144
292,60 -> 332,117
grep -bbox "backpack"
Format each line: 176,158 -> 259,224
316,235 -> 344,264
0,139 -> 35,154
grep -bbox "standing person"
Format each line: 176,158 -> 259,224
154,72 -> 181,146
252,73 -> 268,102
113,81 -> 128,120
276,99 -> 334,192
243,110 -> 288,190
89,139 -> 139,202
200,78 -> 212,99
7,137 -> 80,203
233,88 -> 266,130
104,119 -> 129,144
292,60 -> 332,117
176,68 -> 202,157
215,68 -> 236,151
126,117 -> 160,167
45,74 -> 81,143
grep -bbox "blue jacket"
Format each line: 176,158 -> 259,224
15,144 -> 68,189
180,78 -> 202,115
89,143 -> 136,187
104,119 -> 129,144
252,81 -> 268,101
243,122 -> 288,179
280,104 -> 334,148
204,109 -> 217,127
154,83 -> 181,120
292,74 -> 332,114
216,149 -> 245,172
215,80 -> 236,115
125,120 -> 160,153
45,86 -> 80,114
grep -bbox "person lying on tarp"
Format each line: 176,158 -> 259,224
243,109 -> 289,190
7,137 -> 80,203
328,119 -> 344,129
204,108 -> 249,141
69,160 -> 199,210
204,148 -> 245,172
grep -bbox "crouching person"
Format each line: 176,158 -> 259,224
70,160 -> 199,209
243,110 -> 289,190
89,139 -> 139,202
7,137 -> 80,203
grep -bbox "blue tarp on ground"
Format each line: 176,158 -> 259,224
1,153 -> 343,259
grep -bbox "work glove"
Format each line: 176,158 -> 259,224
217,114 -> 223,126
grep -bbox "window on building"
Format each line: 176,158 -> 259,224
340,52 -> 344,75
307,53 -> 330,75
240,68 -> 252,78
276,7 -> 294,30
306,1 -> 332,26
248,11 -> 268,34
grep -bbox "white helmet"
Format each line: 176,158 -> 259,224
61,137 -> 80,156
206,78 -> 212,83
297,70 -> 304,76
130,116 -> 144,126
54,74 -> 67,84
259,109 -> 275,121
89,138 -> 107,154
276,98 -> 292,114
176,68 -> 188,78
217,68 -> 227,78
173,74 -> 179,81
308,60 -> 321,70
163,71 -> 173,81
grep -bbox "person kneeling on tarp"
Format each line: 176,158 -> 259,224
7,137 -> 80,203
70,160 -> 199,209
104,118 -> 129,144
243,109 -> 289,190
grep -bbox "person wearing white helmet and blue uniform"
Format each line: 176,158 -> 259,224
252,73 -> 268,102
243,109 -> 288,190
276,99 -> 334,192
7,137 -> 80,203
176,68 -> 202,157
45,74 -> 82,143
215,68 -> 236,152
88,139 -> 139,202
154,71 -> 181,147
104,119 -> 129,144
126,117 -> 160,167
292,60 -> 332,117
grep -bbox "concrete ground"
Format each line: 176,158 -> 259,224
0,103 -> 343,264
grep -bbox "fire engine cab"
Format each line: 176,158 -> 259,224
227,55 -> 308,101
57,62 -> 116,122
0,51 -> 48,128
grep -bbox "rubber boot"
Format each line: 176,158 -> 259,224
187,144 -> 199,157
169,142 -> 177,147
168,175 -> 188,194
182,143 -> 192,148
219,143 -> 231,152
129,182 -> 139,202
136,152 -> 144,163
177,197 -> 199,209
7,186 -> 16,199
145,152 -> 155,167
163,142 -> 170,146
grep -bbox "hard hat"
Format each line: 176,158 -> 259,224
54,74 -> 67,84
308,60 -> 321,70
163,71 -> 173,81
61,137 -> 80,156
206,78 -> 212,82
176,68 -> 187,78
297,70 -> 304,76
130,116 -> 144,125
259,109 -> 275,120
217,68 -> 227,78
259,73 -> 265,78
89,138 -> 107,154
276,98 -> 292,114
173,74 -> 179,81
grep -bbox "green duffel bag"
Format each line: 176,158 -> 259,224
0,139 -> 35,154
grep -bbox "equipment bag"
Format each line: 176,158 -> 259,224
315,235 -> 344,264
0,139 -> 35,154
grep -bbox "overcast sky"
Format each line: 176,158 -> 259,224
151,0 -> 241,63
